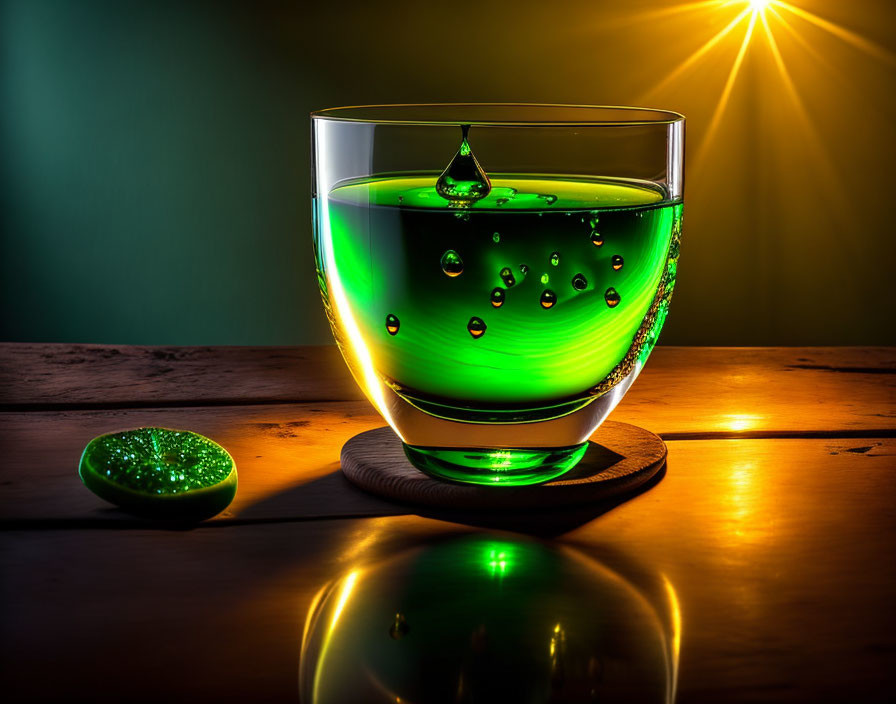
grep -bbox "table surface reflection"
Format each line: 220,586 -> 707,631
1,344 -> 894,702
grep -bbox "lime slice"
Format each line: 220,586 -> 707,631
79,427 -> 237,520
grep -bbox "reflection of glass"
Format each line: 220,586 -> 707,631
312,105 -> 684,486
300,535 -> 680,703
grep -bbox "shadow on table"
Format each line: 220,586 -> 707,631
236,461 -> 666,539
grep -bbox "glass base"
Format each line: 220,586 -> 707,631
402,442 -> 588,486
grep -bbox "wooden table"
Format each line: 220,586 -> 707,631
1,344 -> 894,702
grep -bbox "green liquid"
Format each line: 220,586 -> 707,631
315,173 -> 681,484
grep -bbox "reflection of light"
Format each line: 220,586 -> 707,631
313,571 -> 360,704
328,571 -> 359,633
662,575 -> 681,704
316,123 -> 401,440
749,0 -> 770,11
724,413 -> 761,432
484,544 -> 514,578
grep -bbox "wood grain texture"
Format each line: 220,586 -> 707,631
2,344 -> 894,436
341,422 -> 666,509
2,439 -> 895,702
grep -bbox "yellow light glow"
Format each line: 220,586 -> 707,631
662,574 -> 682,703
639,0 -> 895,184
312,570 -> 361,704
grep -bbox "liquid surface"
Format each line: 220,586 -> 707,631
317,174 -> 680,409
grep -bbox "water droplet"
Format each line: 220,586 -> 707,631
500,267 -> 516,287
496,197 -> 510,206
605,288 -> 621,308
453,210 -> 471,222
572,273 -> 588,291
397,195 -> 403,204
612,255 -> 624,271
540,273 -> 550,285
550,252 -> 560,266
589,213 -> 600,228
441,250 -> 464,277
590,231 -> 604,247
436,124 -> 491,205
540,290 -> 557,309
490,288 -> 505,307
467,317 -> 487,338
385,314 -> 400,335
538,194 -> 558,205
492,232 -> 500,243
390,613 -> 409,640
519,264 -> 529,276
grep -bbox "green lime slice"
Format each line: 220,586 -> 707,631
79,427 -> 237,520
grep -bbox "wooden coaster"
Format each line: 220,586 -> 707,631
341,421 -> 666,511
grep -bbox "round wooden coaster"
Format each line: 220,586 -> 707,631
341,421 -> 666,511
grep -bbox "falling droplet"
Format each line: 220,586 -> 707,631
385,314 -> 400,335
540,273 -> 550,285
467,317 -> 487,338
572,273 -> 588,291
500,267 -> 516,287
540,290 -> 557,309
590,231 -> 604,247
589,213 -> 600,228
490,288 -> 505,308
441,249 -> 464,277
605,288 -> 621,308
550,252 -> 560,266
390,613 -> 409,640
492,232 -> 501,243
436,124 -> 491,205
538,194 -> 558,205
612,255 -> 624,271
519,264 -> 529,276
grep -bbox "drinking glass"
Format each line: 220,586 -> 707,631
311,104 -> 684,486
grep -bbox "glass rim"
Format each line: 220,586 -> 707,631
311,103 -> 685,127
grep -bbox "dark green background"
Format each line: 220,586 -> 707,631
3,0 -> 894,345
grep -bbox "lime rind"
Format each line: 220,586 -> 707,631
79,427 -> 237,520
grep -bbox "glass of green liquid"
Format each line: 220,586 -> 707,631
312,104 -> 684,486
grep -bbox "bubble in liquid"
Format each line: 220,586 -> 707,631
500,267 -> 516,287
467,317 -> 487,338
492,232 -> 501,243
519,264 -> 529,276
490,287 -> 505,308
612,255 -> 624,271
550,252 -> 560,266
398,195 -> 404,204
572,273 -> 588,291
436,125 -> 491,205
496,197 -> 510,207
605,288 -> 621,308
389,613 -> 409,640
540,290 -> 557,309
540,273 -> 550,285
441,250 -> 464,277
385,314 -> 400,335
538,194 -> 558,205
590,231 -> 604,247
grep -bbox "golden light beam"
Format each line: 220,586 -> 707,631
588,1 -> 727,33
640,6 -> 753,103
696,9 -> 759,164
759,7 -> 845,214
771,0 -> 896,66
